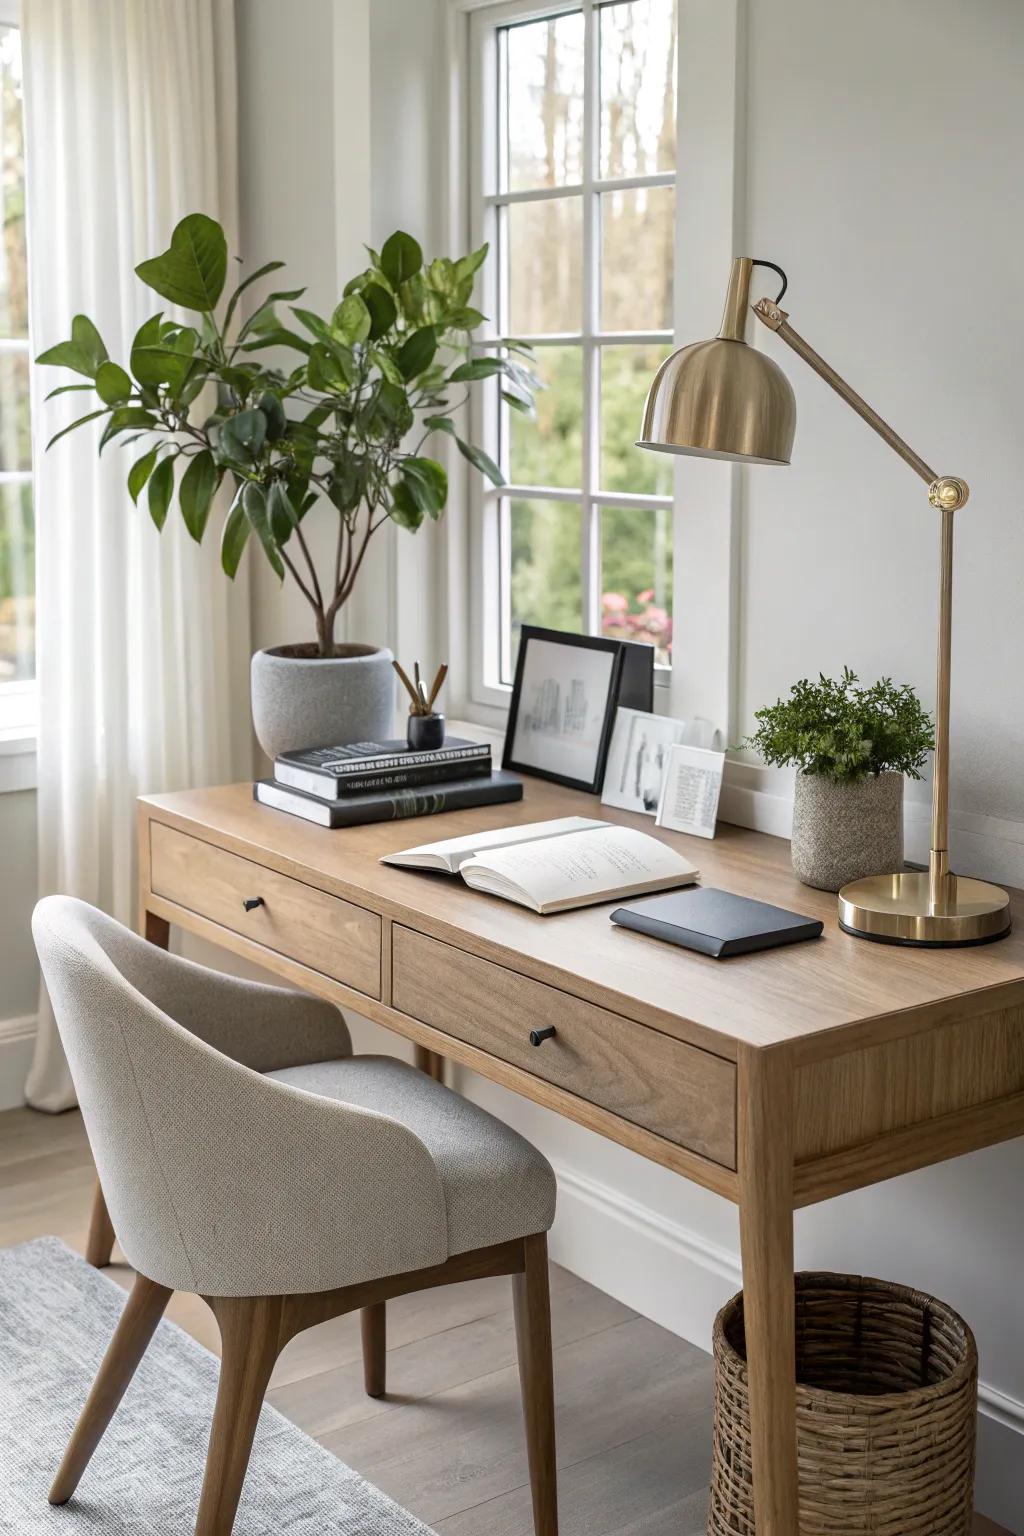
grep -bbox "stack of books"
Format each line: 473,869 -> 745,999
254,736 -> 523,827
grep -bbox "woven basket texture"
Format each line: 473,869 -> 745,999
707,1271 -> 978,1536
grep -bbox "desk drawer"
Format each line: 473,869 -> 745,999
150,821 -> 381,999
392,925 -> 735,1167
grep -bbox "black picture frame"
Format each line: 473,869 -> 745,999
502,627 -> 655,793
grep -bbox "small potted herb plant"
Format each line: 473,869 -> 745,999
741,668 -> 934,891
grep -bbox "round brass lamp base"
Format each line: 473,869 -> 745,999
838,872 -> 1012,947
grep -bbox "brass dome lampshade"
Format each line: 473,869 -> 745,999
638,257 -> 796,465
637,256 -> 1011,947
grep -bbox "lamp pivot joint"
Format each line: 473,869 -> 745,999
929,476 -> 969,511
753,296 -> 788,331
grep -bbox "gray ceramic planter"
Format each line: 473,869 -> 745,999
791,770 -> 904,892
251,643 -> 395,760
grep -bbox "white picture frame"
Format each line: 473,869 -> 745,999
600,707 -> 691,815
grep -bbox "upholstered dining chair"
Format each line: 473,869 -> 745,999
33,895 -> 558,1536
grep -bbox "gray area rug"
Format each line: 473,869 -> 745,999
0,1237 -> 436,1534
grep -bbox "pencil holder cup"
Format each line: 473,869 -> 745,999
407,713 -> 445,751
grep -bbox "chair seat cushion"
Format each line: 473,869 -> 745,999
265,1056 -> 556,1257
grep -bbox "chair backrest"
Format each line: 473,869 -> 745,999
32,896 -> 447,1296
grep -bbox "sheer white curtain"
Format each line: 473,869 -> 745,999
24,0 -> 251,1110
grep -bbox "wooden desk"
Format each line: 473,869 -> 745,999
94,776 -> 1024,1534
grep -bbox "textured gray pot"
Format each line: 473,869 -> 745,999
251,643 -> 395,760
791,770 -> 904,892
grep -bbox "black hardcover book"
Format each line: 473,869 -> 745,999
275,736 -> 490,799
610,886 -> 823,959
314,756 -> 491,799
254,770 -> 522,828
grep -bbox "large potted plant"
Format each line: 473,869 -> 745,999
37,214 -> 535,757
742,668 -> 934,891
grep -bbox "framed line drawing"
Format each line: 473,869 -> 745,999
502,627 -> 654,793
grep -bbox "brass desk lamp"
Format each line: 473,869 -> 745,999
638,255 -> 1010,946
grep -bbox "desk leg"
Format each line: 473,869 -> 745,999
737,1045 -> 798,1536
414,1044 -> 446,1083
87,911 -> 170,1269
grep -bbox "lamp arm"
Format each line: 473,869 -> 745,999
752,293 -> 973,905
751,296 -> 940,486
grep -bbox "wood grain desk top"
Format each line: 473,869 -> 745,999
140,774 -> 1024,1067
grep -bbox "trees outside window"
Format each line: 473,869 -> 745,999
470,0 -> 677,700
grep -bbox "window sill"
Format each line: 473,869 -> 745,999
0,724 -> 37,792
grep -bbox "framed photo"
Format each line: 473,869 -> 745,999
600,707 -> 691,815
502,628 -> 653,793
655,743 -> 726,838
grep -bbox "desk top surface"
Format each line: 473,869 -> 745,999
141,773 -> 1024,1063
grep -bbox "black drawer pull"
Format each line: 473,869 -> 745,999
529,1026 -> 557,1047
242,897 -> 265,912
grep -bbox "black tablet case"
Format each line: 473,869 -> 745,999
610,886 -> 823,958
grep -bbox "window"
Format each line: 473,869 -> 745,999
0,17 -> 31,729
469,0 -> 677,704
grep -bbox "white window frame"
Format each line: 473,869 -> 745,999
445,0 -> 744,743
465,0 -> 676,711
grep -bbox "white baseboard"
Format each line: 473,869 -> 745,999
720,759 -> 1024,888
549,1159 -> 1024,1524
0,1014 -> 37,1111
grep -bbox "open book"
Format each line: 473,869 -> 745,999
381,816 -> 699,914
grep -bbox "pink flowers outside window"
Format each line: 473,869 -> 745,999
601,590 -> 672,665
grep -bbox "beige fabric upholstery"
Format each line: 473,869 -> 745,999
268,1058 -> 556,1256
32,897 -> 555,1300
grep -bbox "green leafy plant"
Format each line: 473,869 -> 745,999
741,667 -> 935,782
36,213 -> 538,656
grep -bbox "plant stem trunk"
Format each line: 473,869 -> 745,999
315,609 -> 335,658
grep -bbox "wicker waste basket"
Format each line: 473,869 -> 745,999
708,1272 -> 978,1536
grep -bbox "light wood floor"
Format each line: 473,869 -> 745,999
0,1106 -> 1013,1536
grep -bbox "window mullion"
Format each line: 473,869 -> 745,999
580,0 -> 600,639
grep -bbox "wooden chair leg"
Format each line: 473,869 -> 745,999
85,1179 -> 115,1268
195,1296 -> 285,1536
512,1233 -> 558,1536
50,1273 -> 172,1504
361,1302 -> 387,1398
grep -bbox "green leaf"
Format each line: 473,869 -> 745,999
446,307 -> 486,331
36,315 -> 108,379
307,342 -> 351,394
45,407 -> 108,451
369,347 -> 404,387
380,231 -> 423,289
327,460 -> 364,515
396,325 -> 437,381
502,388 -> 535,417
45,382 -> 95,401
257,391 -> 287,441
401,455 -> 448,519
147,454 -> 174,530
332,293 -> 371,346
219,408 -> 267,463
423,414 -> 456,437
268,480 -> 299,544
223,259 -> 286,333
454,243 -> 488,284
388,478 -> 425,531
135,213 -> 228,312
129,314 -> 164,383
99,406 -> 157,452
220,488 -> 251,578
179,449 -> 220,542
127,446 -> 158,504
362,378 -> 413,440
456,436 -> 504,487
238,326 -> 311,355
131,327 -> 199,392
449,357 -> 503,382
289,306 -> 333,345
242,482 -> 284,579
362,282 -> 397,339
